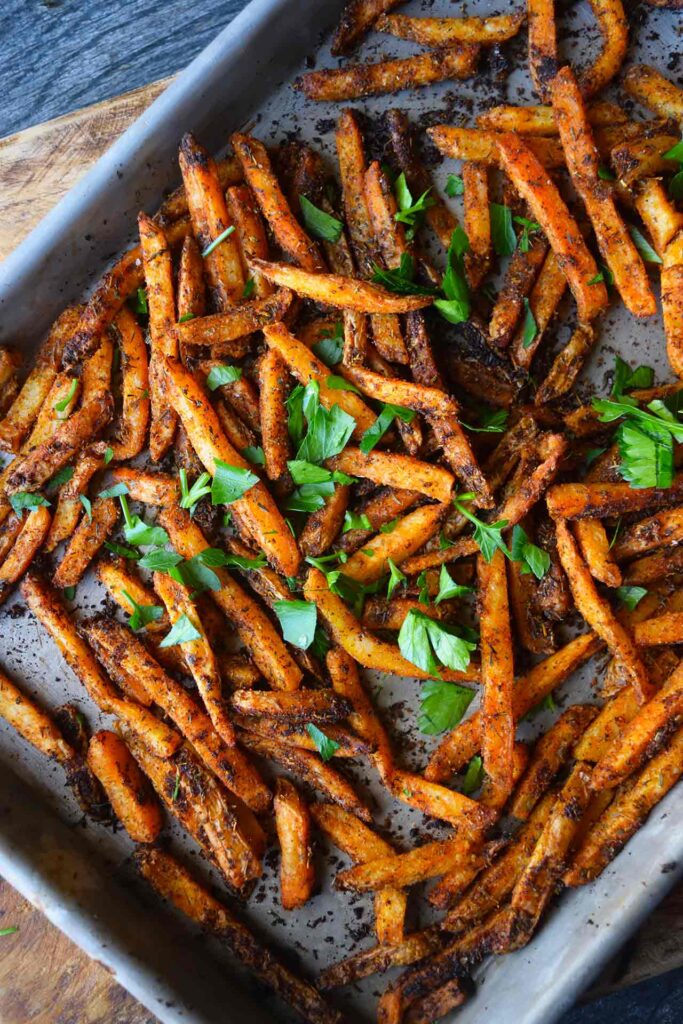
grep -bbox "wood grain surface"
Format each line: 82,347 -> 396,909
1,53 -> 683,1024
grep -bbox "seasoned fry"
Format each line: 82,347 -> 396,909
566,726 -> 683,886
299,484 -> 349,558
259,347 -> 292,484
87,730 -> 163,843
175,289 -> 292,354
462,162 -> 491,289
331,449 -> 453,504
574,516 -> 621,588
319,927 -> 441,990
340,503 -> 447,584
613,506 -> 683,562
527,0 -> 557,102
295,46 -> 480,103
489,234 -> 548,348
0,347 -> 21,418
108,306 -> 150,461
176,234 -> 206,330
428,125 -> 565,168
235,715 -> 369,759
0,506 -> 51,603
178,134 -> 244,306
136,848 -> 341,1024
478,100 -> 627,135
376,11 -> 524,45
478,549 -> 515,794
391,769 -> 495,831
494,132 -> 608,322
110,467 -> 179,506
634,611 -> 683,646
226,183 -> 272,298
535,323 -> 598,405
579,0 -> 629,97
274,778 -> 315,910
623,63 -> 683,122
326,647 -> 394,782
611,132 -> 680,187
52,498 -> 118,589
336,835 -> 483,893
551,66 -> 655,318
231,689 -> 350,724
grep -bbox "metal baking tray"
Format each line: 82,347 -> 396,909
1,2 -> 682,1022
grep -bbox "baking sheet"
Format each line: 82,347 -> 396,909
1,2 -> 683,1022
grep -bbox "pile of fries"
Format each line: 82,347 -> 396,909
3,0 -> 683,1021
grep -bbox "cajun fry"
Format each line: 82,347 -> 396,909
87,730 -> 163,843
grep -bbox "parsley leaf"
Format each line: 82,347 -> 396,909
133,287 -> 148,314
611,355 -> 654,398
521,297 -> 538,349
202,225 -> 236,258
121,589 -> 163,631
588,264 -> 615,286
242,277 -> 256,299
670,168 -> 683,201
79,495 -> 93,522
360,403 -> 415,454
293,381 -> 356,464
399,609 -> 476,677
299,195 -> 343,243
663,138 -> 683,163
453,494 -> 510,563
435,564 -> 473,604
592,396 -> 683,489
616,585 -> 648,611
104,540 -> 140,560
417,677 -> 476,734
461,754 -> 484,795
159,613 -> 202,648
326,374 -> 360,394
98,483 -> 129,499
288,461 -> 355,486
9,492 -> 50,516
312,323 -> 344,367
273,599 -> 317,650
434,225 -> 471,325
343,510 -> 372,533
490,203 -> 517,257
47,465 -> 74,490
380,518 -> 399,534
305,723 -> 340,761
206,364 -> 242,390
387,557 -> 406,599
393,172 -> 436,241
138,548 -> 184,572
371,253 -> 436,296
211,459 -> 259,505
461,407 -> 509,434
510,524 -> 550,579
629,225 -> 662,264
242,445 -> 265,465
445,174 -> 464,197
54,378 -> 78,416
513,214 -> 540,253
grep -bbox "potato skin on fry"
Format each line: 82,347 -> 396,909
87,730 -> 163,843
274,778 -> 315,910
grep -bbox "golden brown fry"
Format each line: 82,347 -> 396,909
0,505 -> 52,603
299,484 -> 349,559
259,347 -> 292,483
178,134 -> 245,306
478,100 -> 627,135
391,768 -> 494,831
551,66 -> 655,318
232,133 -> 324,273
138,213 -> 178,460
548,478 -> 683,520
427,125 -> 565,168
662,232 -> 683,380
635,179 -> 683,256
462,162 -> 491,289
338,487 -> 421,554
507,552 -> 556,655
489,233 -> 548,348
155,157 -> 242,224
362,596 -> 447,632
230,689 -> 350,724
164,356 -> 300,576
108,306 -> 150,461
403,980 -> 468,1024
110,467 -> 179,506
318,927 -> 441,989
335,835 -> 482,893
340,503 -> 447,584
234,715 -> 369,759
613,507 -> 683,562
426,632 -> 602,781
332,450 -> 453,504
295,46 -> 480,103
0,347 -> 21,417
136,848 -> 341,1023
160,506 -> 302,691
478,549 -> 515,794
87,730 -> 163,843
574,516 -> 621,589
176,234 -> 206,331
634,611 -> 683,646
21,574 -> 180,758
274,778 -> 315,911
175,289 -> 292,355
527,0 -> 557,102
535,323 -> 598,406
592,659 -> 683,791
239,729 -> 371,822
226,183 -> 273,297
623,63 -> 683,121
0,307 -> 81,453
326,647 -> 394,782
398,535 -> 478,576
611,132 -> 680,187
566,726 -> 683,886
376,11 -> 524,45
579,0 -> 628,97
495,132 -> 607,322
52,498 -> 118,589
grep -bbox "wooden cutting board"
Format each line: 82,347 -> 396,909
1,80 -> 683,1024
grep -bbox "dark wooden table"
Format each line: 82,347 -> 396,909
1,2 -> 683,1022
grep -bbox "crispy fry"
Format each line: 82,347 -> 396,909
635,178 -> 683,256
662,235 -> 683,380
319,927 -> 441,990
176,234 -> 206,330
226,183 -> 273,298
108,306 -> 149,461
391,769 -> 495,831
495,132 -> 607,322
478,549 -> 515,794
551,66 -> 655,318
623,63 -> 683,122
299,484 -> 349,558
86,730 -> 163,843
235,715 -> 369,759
611,132 -> 680,187
164,357 -> 300,576
634,611 -> 683,646
566,726 -> 683,886
155,157 -> 242,224
535,323 -> 598,405
335,835 -> 483,893
427,125 -> 565,168
178,134 -> 244,307
175,289 -> 292,355
527,0 -> 557,102
338,486 -> 421,553
52,498 -> 118,589
21,574 -> 180,758
478,100 -> 627,135
361,596 -> 446,631
376,11 -> 524,45
0,505 -> 51,603
295,46 -> 480,103
507,553 -> 556,655
138,213 -> 178,460
326,647 -> 394,782
231,689 -> 350,724
136,848 -> 341,1023
613,507 -> 683,562
404,980 -> 468,1024
462,162 -> 491,288
274,778 -> 315,910
332,447 -> 453,503
340,503 -> 447,584
579,0 -> 628,97
574,516 -> 621,588
110,467 -> 179,506
259,347 -> 292,483
0,347 -> 21,417
489,233 -> 548,348
547,477 -> 683,520
331,0 -> 403,54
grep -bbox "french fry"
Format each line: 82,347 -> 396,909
319,927 -> 441,989
0,347 -> 21,418
263,321 -> 376,437
311,801 -> 406,945
110,467 -> 179,506
426,632 -> 602,781
0,505 -> 51,603
96,557 -> 170,641
477,100 -> 627,135
295,46 -> 480,103
611,132 -> 680,187
527,0 -> 557,102
391,769 -> 495,831
203,363 -> 261,433
232,133 -> 324,273
155,157 -> 243,224
338,486 -> 421,553
340,503 -> 447,584
335,835 -> 483,893
326,647 -> 394,782
566,726 -> 683,886
178,134 -> 245,306
551,66 -> 656,318
623,63 -> 683,122
108,306 -> 150,461
234,715 -> 370,759
21,574 -> 180,759
304,568 -> 480,683
230,689 -> 350,725
635,178 -> 683,256
341,365 -> 493,506
535,323 -> 598,406
0,306 -> 81,452
509,706 -> 598,821
86,730 -> 163,843
443,793 -> 555,934
397,535 -> 478,576
403,980 -> 468,1024
159,506 -> 302,691
331,0 -> 404,54
274,778 -> 315,910
376,11 -> 524,45
574,516 -> 621,589
555,518 -> 653,704
462,162 -> 491,289
164,357 -> 300,576
299,484 -> 349,558
478,549 -> 515,794
331,447 -> 453,503
634,611 -> 683,646
239,729 -> 372,821
427,126 -> 565,168
362,596 -> 447,632
153,572 -> 234,746
575,685 -> 643,763
0,514 -> 22,562
592,659 -> 683,790
52,498 -> 118,589
138,213 -> 178,459
175,289 -> 292,355
612,506 -> 683,562
662,234 -> 683,380
176,234 -> 206,331
259,347 -> 292,484
252,259 -> 432,314
507,552 -> 556,655
494,132 -> 608,322
489,234 -> 548,348
135,848 -> 342,1024
547,477 -> 683,520
579,0 -> 629,97
226,183 -> 273,297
